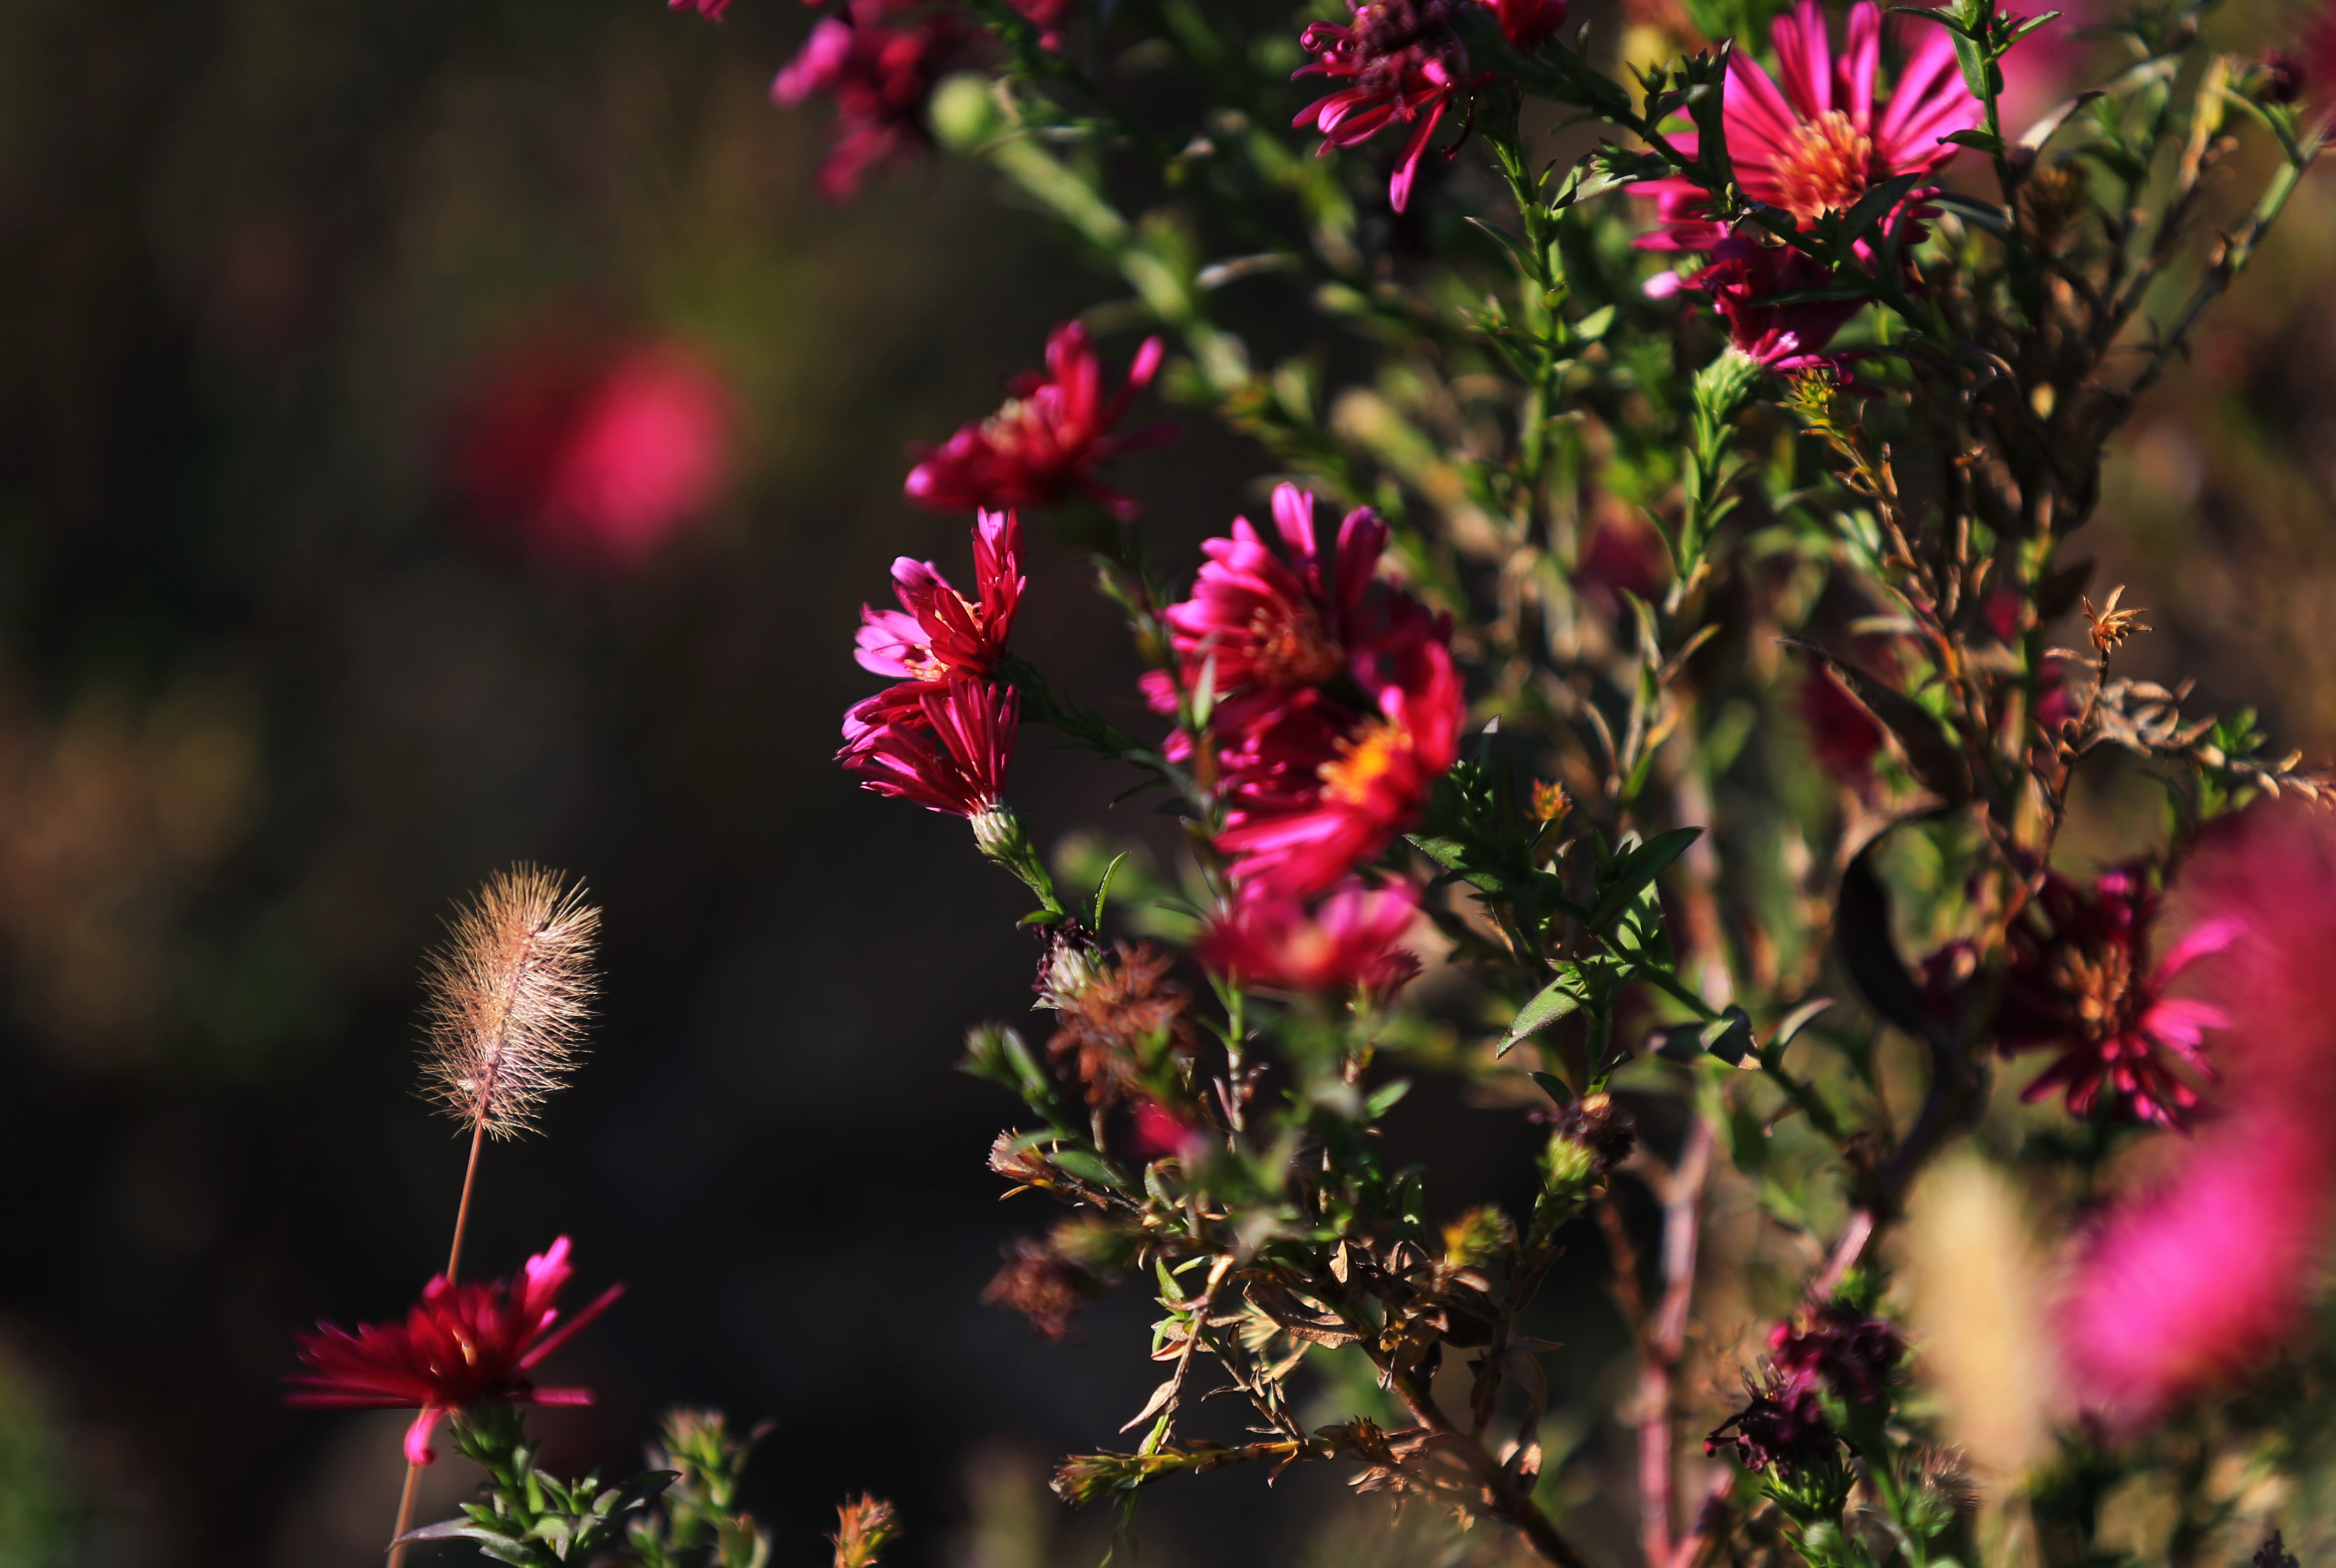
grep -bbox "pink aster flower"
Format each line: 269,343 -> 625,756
2058,1127 -> 2327,1427
1215,637 -> 1466,897
1688,234 -> 1866,369
1995,863 -> 2240,1130
285,1237 -> 621,1466
1142,484 -> 1435,743
856,509 -> 1024,681
1635,0 -> 1982,252
905,323 -> 1171,519
839,677 -> 1018,817
772,0 -> 974,203
1200,877 -> 1424,1002
1294,0 -> 1488,215
452,335 -> 733,569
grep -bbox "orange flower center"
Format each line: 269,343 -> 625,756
2053,942 -> 2136,1042
1319,717 -> 1408,806
1772,110 -> 1879,223
1248,602 -> 1342,689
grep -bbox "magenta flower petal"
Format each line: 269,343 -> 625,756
286,1238 -> 619,1458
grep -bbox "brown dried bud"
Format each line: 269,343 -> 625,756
981,1237 -> 1098,1343
829,1494 -> 901,1568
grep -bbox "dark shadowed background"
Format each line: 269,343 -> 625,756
4,1 -> 2335,1564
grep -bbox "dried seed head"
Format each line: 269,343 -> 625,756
420,865 -> 599,1139
2083,587 -> 2148,655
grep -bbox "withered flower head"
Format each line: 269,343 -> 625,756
981,1236 -> 1099,1343
2082,586 -> 2148,656
1768,1301 -> 1904,1406
2254,1532 -> 2301,1568
1552,1092 -> 1636,1174
1045,939 -> 1197,1108
830,1493 -> 902,1568
1705,1370 -> 1840,1477
987,1129 -> 1055,1190
2255,51 -> 2306,105
1529,779 -> 1572,824
420,865 -> 599,1139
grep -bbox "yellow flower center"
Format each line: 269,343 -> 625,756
1319,718 -> 1408,806
1772,110 -> 1879,223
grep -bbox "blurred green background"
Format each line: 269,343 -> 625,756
3,0 -> 2335,1564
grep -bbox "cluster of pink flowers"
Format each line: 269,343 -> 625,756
905,323 -> 1172,520
286,1237 -> 621,1466
1638,0 -> 1982,366
840,509 -> 1026,818
1293,0 -> 1568,213
1146,484 -> 1460,1001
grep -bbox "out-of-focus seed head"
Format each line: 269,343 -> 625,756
983,1237 -> 1099,1343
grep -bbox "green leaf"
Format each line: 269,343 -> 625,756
1572,303 -> 1618,340
1768,996 -> 1835,1056
1587,827 -> 1703,929
1833,170 -> 1924,253
1653,1005 -> 1754,1065
1366,1079 -> 1413,1117
1704,1005 -> 1756,1067
1498,969 -> 1590,1056
1940,128 -> 2005,154
1528,1069 -> 1577,1106
1464,215 -> 1540,276
1051,1147 -> 1130,1190
1927,190 -> 2009,235
1406,834 -> 1470,872
1091,851 -> 1130,929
